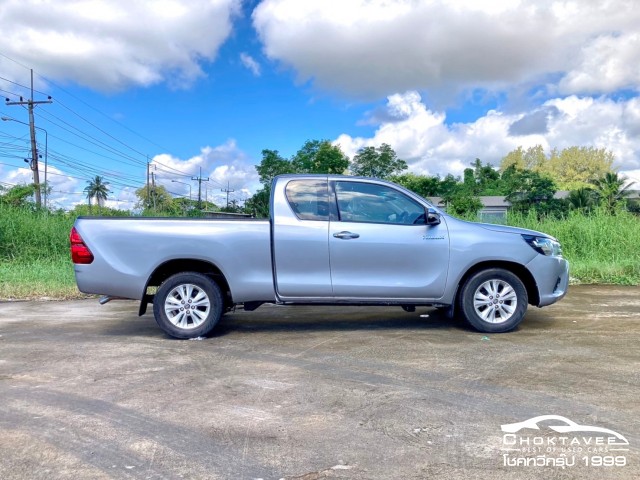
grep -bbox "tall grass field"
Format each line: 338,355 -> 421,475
0,205 -> 77,299
1,203 -> 639,300
506,208 -> 640,285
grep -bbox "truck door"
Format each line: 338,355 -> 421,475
329,180 -> 449,299
273,178 -> 333,298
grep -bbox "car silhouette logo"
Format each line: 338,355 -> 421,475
501,415 -> 628,445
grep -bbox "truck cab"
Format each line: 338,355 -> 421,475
272,176 -> 449,302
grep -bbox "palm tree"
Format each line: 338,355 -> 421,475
567,187 -> 597,213
590,172 -> 635,214
84,176 -> 110,214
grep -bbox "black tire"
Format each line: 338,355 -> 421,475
458,268 -> 528,333
153,272 -> 223,339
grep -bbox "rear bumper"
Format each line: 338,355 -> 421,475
526,255 -> 570,307
74,264 -> 143,300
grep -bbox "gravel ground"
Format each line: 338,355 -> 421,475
0,285 -> 638,479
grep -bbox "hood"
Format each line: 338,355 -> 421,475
476,222 -> 554,239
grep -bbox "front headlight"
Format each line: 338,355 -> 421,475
522,235 -> 562,257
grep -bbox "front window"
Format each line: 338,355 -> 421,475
335,182 -> 425,224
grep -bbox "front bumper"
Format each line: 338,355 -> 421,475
526,254 -> 570,307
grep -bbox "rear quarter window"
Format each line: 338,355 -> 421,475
285,180 -> 330,221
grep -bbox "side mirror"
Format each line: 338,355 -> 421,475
413,208 -> 441,225
426,208 -> 440,226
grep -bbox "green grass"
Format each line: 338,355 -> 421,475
505,208 -> 640,284
0,258 -> 82,299
0,205 -> 82,299
1,203 -> 639,300
0,204 -> 74,262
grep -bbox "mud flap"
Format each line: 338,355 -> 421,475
138,294 -> 153,316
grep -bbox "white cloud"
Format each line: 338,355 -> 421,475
253,0 -> 640,98
336,91 -> 640,177
621,169 -> 640,189
2,166 -> 35,186
543,96 -> 640,171
559,32 -> 640,95
0,163 -> 83,208
45,166 -> 82,197
0,0 -> 241,91
151,140 -> 260,207
240,53 -> 262,76
104,187 -> 138,211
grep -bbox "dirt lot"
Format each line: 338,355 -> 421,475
0,285 -> 638,479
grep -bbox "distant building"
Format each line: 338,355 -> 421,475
427,195 -> 512,221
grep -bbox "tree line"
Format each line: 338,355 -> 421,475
1,141 -> 636,218
244,140 -> 636,218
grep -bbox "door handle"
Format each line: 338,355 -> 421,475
333,231 -> 360,239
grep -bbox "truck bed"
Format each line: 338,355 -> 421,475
73,217 -> 275,302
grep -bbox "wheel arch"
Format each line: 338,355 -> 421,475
139,259 -> 233,315
454,260 -> 539,307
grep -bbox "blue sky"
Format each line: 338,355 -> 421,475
1,0 -> 639,210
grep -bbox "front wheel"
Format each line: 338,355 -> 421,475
153,272 -> 223,339
458,268 -> 528,333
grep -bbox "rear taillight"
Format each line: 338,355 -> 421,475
70,227 -> 94,264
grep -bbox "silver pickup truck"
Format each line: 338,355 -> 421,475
71,174 -> 569,338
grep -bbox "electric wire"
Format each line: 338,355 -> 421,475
40,101 -> 196,179
53,98 -> 150,160
36,109 -> 147,167
2,59 -> 243,207
0,87 -> 22,98
0,52 -> 33,72
39,73 -> 171,153
0,75 -> 49,96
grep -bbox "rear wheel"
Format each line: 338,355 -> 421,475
458,268 -> 528,333
153,272 -> 223,339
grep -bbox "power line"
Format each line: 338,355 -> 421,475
39,73 -> 172,153
0,129 -> 32,149
39,129 -> 149,170
1,62 -> 230,202
0,51 -> 33,71
0,160 -> 31,168
0,87 -> 22,98
151,161 -> 193,178
41,102 -> 195,178
0,142 -> 146,191
46,159 -> 143,190
0,75 -> 49,97
4,62 -> 189,180
36,109 -> 147,167
4,69 -> 199,182
54,98 -> 150,160
2,63 -> 178,178
0,159 -> 143,190
38,79 -> 197,178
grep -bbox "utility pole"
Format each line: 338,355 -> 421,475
146,159 -> 150,210
222,181 -> 235,209
191,167 -> 209,210
4,69 -> 52,208
151,171 -> 157,212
